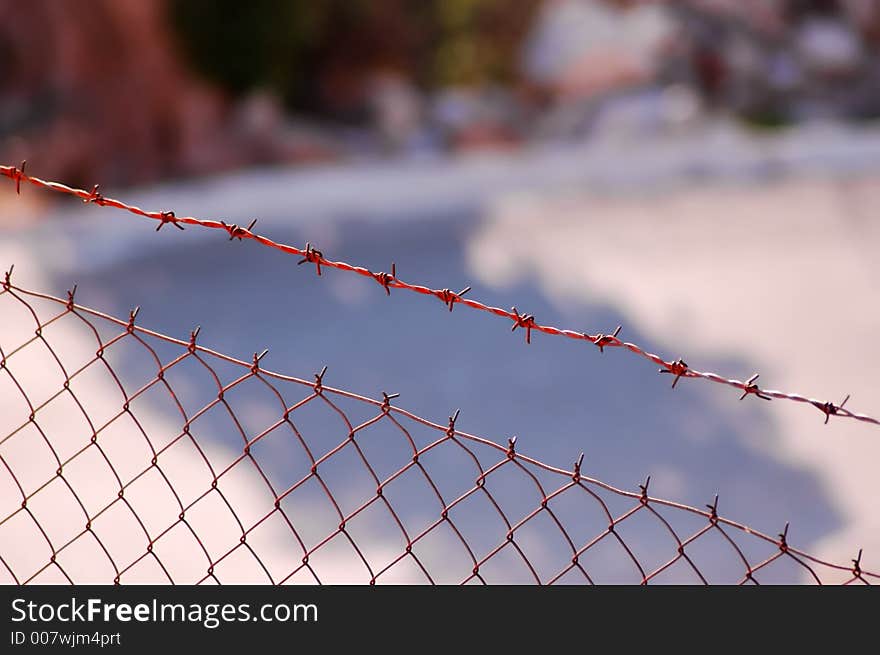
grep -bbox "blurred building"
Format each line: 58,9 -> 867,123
521,0 -> 880,138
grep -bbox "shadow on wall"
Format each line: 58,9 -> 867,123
0,206 -> 837,583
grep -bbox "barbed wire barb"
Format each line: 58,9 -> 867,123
592,325 -> 622,353
156,210 -> 183,231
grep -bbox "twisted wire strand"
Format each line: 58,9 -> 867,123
2,163 -> 877,428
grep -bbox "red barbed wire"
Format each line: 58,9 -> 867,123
1,162 -> 877,429
0,280 -> 873,584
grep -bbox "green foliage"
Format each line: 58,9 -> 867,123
168,0 -> 539,118
169,0 -> 323,99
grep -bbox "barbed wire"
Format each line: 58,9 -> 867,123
0,279 -> 873,584
1,162 -> 878,429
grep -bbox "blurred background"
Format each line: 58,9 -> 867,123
5,0 -> 880,185
1,0 -> 879,583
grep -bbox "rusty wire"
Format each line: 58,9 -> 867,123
1,162 -> 877,429
0,278 -> 872,584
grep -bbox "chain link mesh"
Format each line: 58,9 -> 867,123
0,280 -> 872,585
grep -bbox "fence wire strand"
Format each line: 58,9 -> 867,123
1,163 -> 877,429
0,280 -> 873,585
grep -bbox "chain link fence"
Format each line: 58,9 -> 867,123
0,280 -> 872,584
